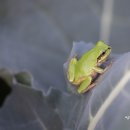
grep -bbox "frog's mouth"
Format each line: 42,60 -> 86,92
97,47 -> 111,64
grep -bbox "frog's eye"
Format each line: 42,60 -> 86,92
102,51 -> 105,55
108,47 -> 111,50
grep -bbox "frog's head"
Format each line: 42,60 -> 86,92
96,41 -> 111,64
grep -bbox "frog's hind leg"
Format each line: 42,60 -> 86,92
67,58 -> 77,82
77,76 -> 92,94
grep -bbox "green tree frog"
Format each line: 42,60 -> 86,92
67,41 -> 111,94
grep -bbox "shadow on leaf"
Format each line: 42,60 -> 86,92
0,77 -> 12,107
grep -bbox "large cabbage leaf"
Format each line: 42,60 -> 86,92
1,42 -> 130,130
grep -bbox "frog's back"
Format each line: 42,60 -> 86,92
78,47 -> 98,66
74,58 -> 89,78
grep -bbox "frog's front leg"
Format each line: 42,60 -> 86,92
67,58 -> 77,82
77,76 -> 92,93
93,64 -> 111,74
93,66 -> 104,73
